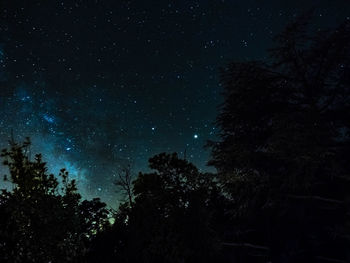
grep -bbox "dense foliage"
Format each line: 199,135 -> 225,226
1,16 -> 349,263
208,15 -> 350,262
87,153 -> 224,263
0,138 -> 109,263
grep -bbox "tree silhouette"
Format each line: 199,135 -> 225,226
1,14 -> 349,263
114,164 -> 134,207
208,15 -> 350,262
0,138 -> 109,263
104,153 -> 222,263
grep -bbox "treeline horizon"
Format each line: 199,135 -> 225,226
1,14 -> 350,263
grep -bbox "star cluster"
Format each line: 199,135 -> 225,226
0,0 -> 348,207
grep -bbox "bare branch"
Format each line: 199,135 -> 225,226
286,194 -> 344,204
222,242 -> 270,250
114,164 -> 134,207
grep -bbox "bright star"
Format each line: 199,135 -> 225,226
193,134 -> 198,139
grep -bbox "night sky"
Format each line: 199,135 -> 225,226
0,0 -> 349,207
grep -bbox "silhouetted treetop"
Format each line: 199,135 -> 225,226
0,139 -> 109,263
211,17 -> 350,185
108,152 -> 221,263
208,15 -> 350,262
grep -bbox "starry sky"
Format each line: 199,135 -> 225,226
0,0 -> 349,207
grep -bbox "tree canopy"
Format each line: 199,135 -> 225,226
0,138 -> 109,263
108,153 -> 221,263
208,15 -> 350,262
1,15 -> 349,263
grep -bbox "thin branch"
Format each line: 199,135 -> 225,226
222,242 -> 270,250
315,256 -> 347,263
114,164 -> 134,207
286,194 -> 344,204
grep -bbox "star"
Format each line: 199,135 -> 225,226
0,0 -> 344,209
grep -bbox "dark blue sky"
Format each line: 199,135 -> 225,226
0,0 -> 349,207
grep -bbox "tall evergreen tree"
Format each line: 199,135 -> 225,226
209,15 -> 350,262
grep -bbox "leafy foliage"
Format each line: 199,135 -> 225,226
209,15 -> 350,262
0,138 -> 109,263
1,15 -> 349,263
108,153 -> 222,263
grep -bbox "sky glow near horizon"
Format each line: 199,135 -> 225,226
0,0 -> 348,207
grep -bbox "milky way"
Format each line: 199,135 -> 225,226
0,0 -> 348,207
